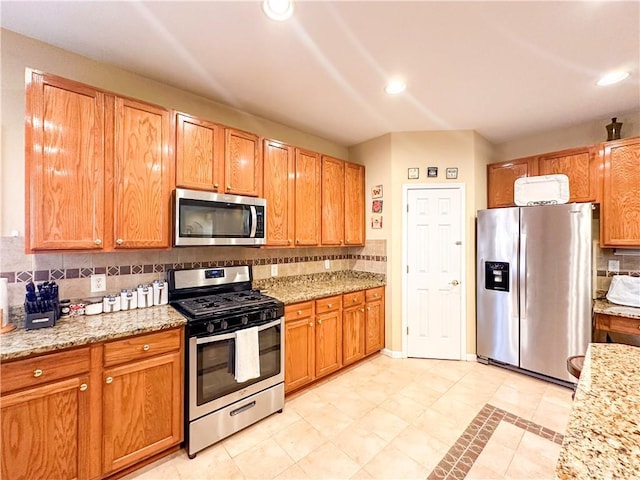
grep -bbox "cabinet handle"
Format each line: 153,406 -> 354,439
308,322 -> 313,327
79,383 -> 88,392
94,239 -> 102,245
33,369 -> 43,378
360,308 -> 365,312
214,183 -> 219,189
116,238 -> 124,245
328,303 -> 332,308
288,239 -> 292,245
226,185 -> 232,191
296,239 -> 300,245
297,310 -> 302,315
340,240 -> 343,244
352,298 -> 357,303
374,294 -> 379,298
367,307 -> 371,311
317,319 -> 322,325
143,344 -> 150,351
106,377 -> 113,384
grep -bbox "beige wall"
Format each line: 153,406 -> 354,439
494,110 -> 640,162
0,28 -> 349,236
350,130 -> 493,355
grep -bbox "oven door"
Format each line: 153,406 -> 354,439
188,318 -> 284,421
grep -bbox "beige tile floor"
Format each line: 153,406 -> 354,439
125,354 -> 573,480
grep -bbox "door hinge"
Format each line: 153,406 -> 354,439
406,265 -> 409,273
406,204 -> 409,212
406,326 -> 409,335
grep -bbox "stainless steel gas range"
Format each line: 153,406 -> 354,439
168,265 -> 285,459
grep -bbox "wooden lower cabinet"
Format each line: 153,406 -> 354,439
365,287 -> 385,355
315,296 -> 342,377
284,302 -> 315,393
0,328 -> 183,480
342,291 -> 366,366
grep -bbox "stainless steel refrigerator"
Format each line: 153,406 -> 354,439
476,203 -> 592,384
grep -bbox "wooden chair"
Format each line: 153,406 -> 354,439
567,355 -> 585,399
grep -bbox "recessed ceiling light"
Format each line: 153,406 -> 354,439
597,71 -> 630,86
262,0 -> 294,21
385,80 -> 406,95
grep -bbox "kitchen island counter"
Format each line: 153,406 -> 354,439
555,342 -> 640,479
593,298 -> 640,319
253,270 -> 385,304
0,306 -> 186,361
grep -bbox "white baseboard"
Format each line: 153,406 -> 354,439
381,348 -> 404,359
465,353 -> 478,362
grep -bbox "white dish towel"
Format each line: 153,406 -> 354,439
235,326 -> 261,383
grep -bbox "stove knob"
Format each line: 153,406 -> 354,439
242,316 -> 249,325
206,322 -> 215,334
259,311 -> 267,321
271,309 -> 278,319
221,320 -> 228,330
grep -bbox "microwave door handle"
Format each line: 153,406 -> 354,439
249,206 -> 257,237
195,319 -> 281,345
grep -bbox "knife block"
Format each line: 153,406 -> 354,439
25,303 -> 58,330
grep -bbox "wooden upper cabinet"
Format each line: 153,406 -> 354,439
111,97 -> 173,249
344,162 -> 365,245
537,146 -> 597,203
487,157 -> 537,208
601,137 -> 640,247
175,113 -> 223,192
321,156 -> 345,245
26,70 -> 106,251
294,148 -> 321,246
224,128 -> 262,197
263,139 -> 295,247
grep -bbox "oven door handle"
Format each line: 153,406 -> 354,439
195,319 -> 281,345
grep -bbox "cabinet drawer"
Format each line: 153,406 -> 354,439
285,302 -> 314,320
343,291 -> 364,306
366,287 -> 384,302
596,313 -> 640,337
1,347 -> 90,395
103,328 -> 181,367
316,296 -> 342,314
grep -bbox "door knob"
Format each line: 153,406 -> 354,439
450,280 -> 460,286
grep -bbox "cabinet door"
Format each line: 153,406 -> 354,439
102,352 -> 182,475
224,128 -> 261,197
111,97 -> 172,249
342,305 -> 365,366
538,147 -> 597,203
315,309 -> 342,378
284,313 -> 315,393
487,158 -> 536,208
26,70 -> 105,251
294,148 -> 321,246
1,376 -> 91,480
602,137 -> 640,247
321,156 -> 345,245
344,162 -> 365,245
365,299 -> 384,355
263,139 -> 295,247
175,113 -> 223,192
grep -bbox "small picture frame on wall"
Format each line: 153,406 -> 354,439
427,167 -> 438,178
446,167 -> 458,179
372,200 -> 383,213
371,215 -> 383,229
371,185 -> 383,198
408,168 -> 419,179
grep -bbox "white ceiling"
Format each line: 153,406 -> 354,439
2,1 -> 639,147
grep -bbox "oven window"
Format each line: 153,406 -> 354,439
196,325 -> 281,406
179,199 -> 251,238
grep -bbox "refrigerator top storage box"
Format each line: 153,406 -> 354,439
514,174 -> 570,206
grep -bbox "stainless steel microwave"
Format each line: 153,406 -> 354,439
174,188 -> 266,246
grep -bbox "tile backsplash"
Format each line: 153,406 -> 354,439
0,237 -> 387,306
595,246 -> 640,296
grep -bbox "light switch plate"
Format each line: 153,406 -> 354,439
608,260 -> 620,274
271,264 -> 278,276
324,259 -> 330,270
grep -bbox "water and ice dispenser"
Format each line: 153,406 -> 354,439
484,261 -> 510,291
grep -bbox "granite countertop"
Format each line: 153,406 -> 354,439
593,299 -> 640,319
253,271 -> 386,305
555,343 -> 640,479
0,306 -> 186,362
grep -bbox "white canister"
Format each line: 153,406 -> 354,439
152,280 -> 168,306
120,289 -> 137,310
137,284 -> 153,308
103,295 -> 121,313
0,278 -> 8,327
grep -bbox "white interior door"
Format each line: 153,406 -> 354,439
405,186 -> 463,360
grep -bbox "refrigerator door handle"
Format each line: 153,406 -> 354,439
512,234 -> 519,322
520,233 -> 527,320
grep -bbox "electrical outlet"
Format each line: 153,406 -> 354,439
608,260 -> 620,274
271,264 -> 278,276
324,259 -> 330,270
91,274 -> 106,293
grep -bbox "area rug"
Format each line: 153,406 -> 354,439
426,404 -> 564,480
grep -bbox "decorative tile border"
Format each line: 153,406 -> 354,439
0,254 -> 387,284
596,270 -> 640,277
427,404 -> 564,480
